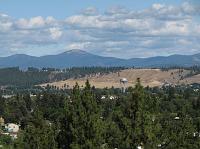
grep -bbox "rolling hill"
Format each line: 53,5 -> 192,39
40,68 -> 200,89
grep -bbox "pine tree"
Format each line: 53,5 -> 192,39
58,81 -> 105,149
71,80 -> 104,149
124,78 -> 159,149
57,88 -> 74,149
15,109 -> 58,149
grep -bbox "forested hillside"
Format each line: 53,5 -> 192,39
0,67 -> 125,87
1,80 -> 200,148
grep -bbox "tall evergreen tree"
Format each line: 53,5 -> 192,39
15,109 -> 58,149
58,81 -> 105,149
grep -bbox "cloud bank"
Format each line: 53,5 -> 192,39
0,2 -> 200,58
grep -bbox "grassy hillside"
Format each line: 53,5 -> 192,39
41,68 -> 200,88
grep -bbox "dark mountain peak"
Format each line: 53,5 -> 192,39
8,54 -> 29,57
6,54 -> 36,59
63,49 -> 89,55
0,51 -> 200,68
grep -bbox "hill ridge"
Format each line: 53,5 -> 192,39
0,50 -> 200,68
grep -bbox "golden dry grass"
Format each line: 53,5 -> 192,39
40,68 -> 200,89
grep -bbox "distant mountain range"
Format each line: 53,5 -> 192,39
0,49 -> 200,68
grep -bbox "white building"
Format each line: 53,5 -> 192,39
110,96 -> 115,100
2,95 -> 14,99
174,117 -> 180,120
5,123 -> 19,133
101,95 -> 106,100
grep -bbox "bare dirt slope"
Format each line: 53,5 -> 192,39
40,68 -> 200,89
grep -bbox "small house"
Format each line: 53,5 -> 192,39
5,123 -> 19,133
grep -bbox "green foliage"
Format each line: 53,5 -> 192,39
15,110 -> 58,149
1,80 -> 200,148
57,81 -> 105,149
0,135 -> 12,146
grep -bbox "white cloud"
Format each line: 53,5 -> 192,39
123,19 -> 151,30
0,21 -> 12,31
46,16 -> 56,24
16,16 -> 46,29
152,3 -> 165,10
0,13 -> 13,32
65,42 -> 91,50
0,3 -> 200,58
16,16 -> 59,29
49,27 -> 63,40
178,39 -> 191,45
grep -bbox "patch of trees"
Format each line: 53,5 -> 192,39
1,81 -> 200,148
0,67 -> 125,88
161,66 -> 200,77
0,67 -> 50,87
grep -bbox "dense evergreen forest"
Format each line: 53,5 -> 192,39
0,67 -> 125,87
1,80 -> 200,148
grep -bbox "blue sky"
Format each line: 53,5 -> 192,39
0,0 -> 200,58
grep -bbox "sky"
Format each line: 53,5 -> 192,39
0,0 -> 200,58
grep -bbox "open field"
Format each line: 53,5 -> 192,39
40,68 -> 200,89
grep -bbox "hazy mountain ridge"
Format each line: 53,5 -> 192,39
0,50 -> 200,68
